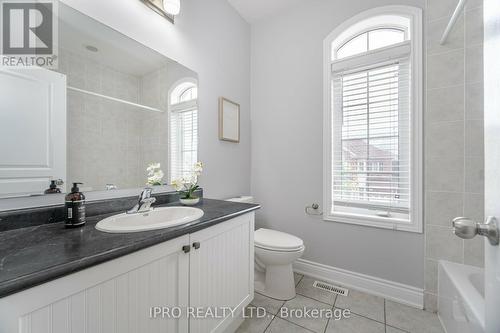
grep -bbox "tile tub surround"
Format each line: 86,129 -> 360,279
0,189 -> 202,232
237,273 -> 444,333
0,198 -> 260,298
424,0 -> 485,312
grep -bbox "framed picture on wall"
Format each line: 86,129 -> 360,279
219,97 -> 240,143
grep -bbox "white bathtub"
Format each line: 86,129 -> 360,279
438,261 -> 485,333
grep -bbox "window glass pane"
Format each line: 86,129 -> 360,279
170,82 -> 196,104
334,64 -> 409,210
170,109 -> 198,182
179,86 -> 198,103
368,29 -> 405,51
336,33 -> 368,59
170,81 -> 198,182
335,29 -> 406,60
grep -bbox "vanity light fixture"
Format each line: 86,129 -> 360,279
140,0 -> 179,23
163,0 -> 180,15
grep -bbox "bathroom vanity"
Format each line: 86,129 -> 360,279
0,199 -> 259,333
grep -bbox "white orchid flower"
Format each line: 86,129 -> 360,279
146,162 -> 164,185
146,163 -> 160,173
171,178 -> 185,191
193,162 -> 203,176
171,162 -> 203,199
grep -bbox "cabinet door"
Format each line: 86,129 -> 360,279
0,67 -> 66,197
0,235 -> 190,333
189,213 -> 254,333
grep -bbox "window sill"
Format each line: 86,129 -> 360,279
323,212 -> 422,233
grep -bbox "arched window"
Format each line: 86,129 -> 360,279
323,6 -> 423,232
336,28 -> 406,59
169,79 -> 198,182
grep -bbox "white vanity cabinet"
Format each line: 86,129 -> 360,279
189,213 -> 254,333
0,212 -> 255,333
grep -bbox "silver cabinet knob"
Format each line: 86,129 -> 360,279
452,216 -> 499,246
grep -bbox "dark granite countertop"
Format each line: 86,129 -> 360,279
0,199 -> 260,298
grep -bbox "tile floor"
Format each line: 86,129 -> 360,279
236,273 -> 444,333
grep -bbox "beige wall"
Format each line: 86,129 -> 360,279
424,0 -> 484,311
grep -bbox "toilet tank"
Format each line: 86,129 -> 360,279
226,196 -> 254,204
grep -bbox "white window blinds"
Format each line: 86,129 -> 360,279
170,105 -> 198,182
331,59 -> 411,218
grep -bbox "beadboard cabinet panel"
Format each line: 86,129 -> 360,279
0,235 -> 190,333
189,212 -> 254,333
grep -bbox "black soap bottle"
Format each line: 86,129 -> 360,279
65,182 -> 86,228
44,180 -> 61,194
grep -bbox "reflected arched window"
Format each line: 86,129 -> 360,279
169,79 -> 198,182
170,82 -> 198,104
178,86 -> 197,103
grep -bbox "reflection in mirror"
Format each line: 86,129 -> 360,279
0,3 -> 198,198
169,79 -> 198,183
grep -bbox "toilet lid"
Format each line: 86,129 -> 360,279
254,228 -> 304,251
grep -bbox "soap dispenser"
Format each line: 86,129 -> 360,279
65,182 -> 86,228
44,180 -> 61,194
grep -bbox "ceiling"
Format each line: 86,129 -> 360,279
59,3 -> 172,76
227,0 -> 304,23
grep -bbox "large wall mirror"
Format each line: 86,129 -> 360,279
0,3 -> 198,200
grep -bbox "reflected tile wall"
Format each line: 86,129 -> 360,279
60,48 -> 169,191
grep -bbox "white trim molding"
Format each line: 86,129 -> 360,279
323,5 -> 423,233
293,258 -> 424,309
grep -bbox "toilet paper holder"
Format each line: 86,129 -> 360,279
305,203 -> 323,216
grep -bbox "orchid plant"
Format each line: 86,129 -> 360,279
146,163 -> 165,186
171,162 -> 203,199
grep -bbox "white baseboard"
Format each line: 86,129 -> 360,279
293,258 -> 423,309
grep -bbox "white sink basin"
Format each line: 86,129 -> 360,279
95,206 -> 204,233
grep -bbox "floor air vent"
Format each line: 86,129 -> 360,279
312,281 -> 349,296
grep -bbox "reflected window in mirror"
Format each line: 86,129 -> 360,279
169,80 -> 198,183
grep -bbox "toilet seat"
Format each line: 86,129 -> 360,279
254,228 -> 304,252
255,243 -> 305,252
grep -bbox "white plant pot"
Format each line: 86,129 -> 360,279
179,197 -> 200,206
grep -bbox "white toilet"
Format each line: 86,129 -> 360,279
226,196 -> 305,301
254,228 -> 305,300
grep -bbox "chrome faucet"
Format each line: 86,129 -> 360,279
127,188 -> 156,214
105,184 -> 117,190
